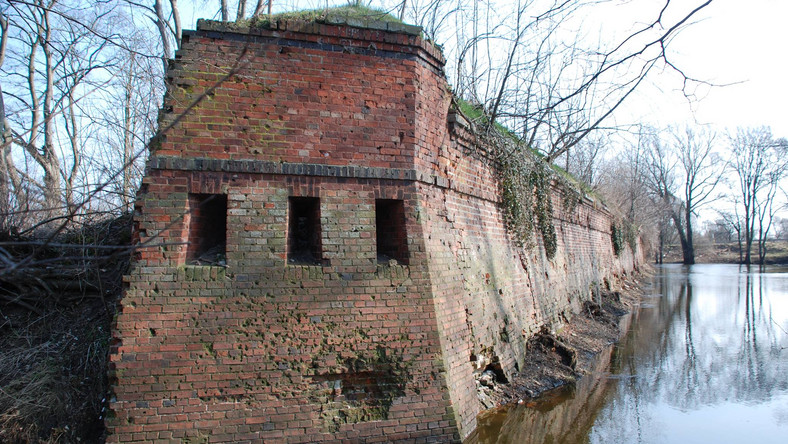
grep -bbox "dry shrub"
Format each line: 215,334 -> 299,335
0,214 -> 132,443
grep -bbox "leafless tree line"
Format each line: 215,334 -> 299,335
1,0 -> 160,234
410,0 -> 715,162
595,125 -> 787,266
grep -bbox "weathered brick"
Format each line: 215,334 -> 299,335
108,16 -> 642,444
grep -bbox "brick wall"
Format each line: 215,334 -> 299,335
108,17 -> 643,442
416,148 -> 641,435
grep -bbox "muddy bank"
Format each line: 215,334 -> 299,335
475,273 -> 648,409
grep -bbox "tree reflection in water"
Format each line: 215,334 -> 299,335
468,264 -> 788,444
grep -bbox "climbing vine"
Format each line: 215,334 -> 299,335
498,153 -> 536,248
611,219 -> 639,257
556,175 -> 582,215
455,99 -> 603,262
611,223 -> 624,256
530,162 -> 558,259
491,133 -> 558,259
624,220 -> 639,253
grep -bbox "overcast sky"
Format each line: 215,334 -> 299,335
624,0 -> 788,139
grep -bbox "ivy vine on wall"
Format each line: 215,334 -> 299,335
611,223 -> 625,256
455,99 -> 600,262
490,133 -> 558,259
611,219 -> 639,257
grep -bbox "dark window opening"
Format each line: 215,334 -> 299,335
187,193 -> 227,265
376,199 -> 408,265
288,197 -> 322,265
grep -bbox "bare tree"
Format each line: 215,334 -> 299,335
252,0 -> 270,18
754,137 -> 787,264
775,217 -> 788,241
755,168 -> 781,264
236,0 -> 247,20
438,0 -> 715,164
557,132 -> 607,187
674,125 -> 723,264
728,127 -> 787,265
706,218 -> 732,243
1,1 -> 127,228
401,0 -> 459,42
596,127 -> 659,251
217,0 -> 270,22
717,206 -> 743,263
2,1 -> 66,223
96,37 -> 161,213
0,0 -> 178,234
643,132 -> 685,262
643,125 -> 722,264
149,0 -> 182,71
221,0 -> 230,21
1,11 -> 27,230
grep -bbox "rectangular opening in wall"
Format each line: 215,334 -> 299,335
288,196 -> 322,265
376,199 -> 408,265
187,193 -> 227,265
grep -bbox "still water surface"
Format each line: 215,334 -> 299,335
470,264 -> 788,443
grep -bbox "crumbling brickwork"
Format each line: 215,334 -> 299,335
108,16 -> 642,443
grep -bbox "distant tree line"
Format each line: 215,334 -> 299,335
594,125 -> 787,266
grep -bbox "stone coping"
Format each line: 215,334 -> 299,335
194,17 -> 444,67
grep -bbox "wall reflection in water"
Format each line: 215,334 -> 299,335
467,264 -> 788,444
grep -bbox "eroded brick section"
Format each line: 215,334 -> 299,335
109,18 -> 642,443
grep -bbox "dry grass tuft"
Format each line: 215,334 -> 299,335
0,214 -> 132,443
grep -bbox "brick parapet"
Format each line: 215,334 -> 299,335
155,21 -> 431,169
194,17 -> 445,69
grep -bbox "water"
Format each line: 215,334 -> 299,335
469,264 -> 788,443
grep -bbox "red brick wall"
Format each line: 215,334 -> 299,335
416,158 -> 642,436
108,18 -> 643,442
111,170 -> 458,442
154,20 -> 442,170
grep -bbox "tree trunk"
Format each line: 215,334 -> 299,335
221,0 -> 229,21
252,0 -> 266,18
671,210 -> 693,265
758,240 -> 767,265
64,92 -> 81,216
170,0 -> 182,49
681,236 -> 695,265
154,0 -> 172,72
236,0 -> 246,21
33,3 -> 64,222
683,204 -> 695,265
121,56 -> 135,212
743,207 -> 754,265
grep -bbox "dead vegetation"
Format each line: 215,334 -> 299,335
0,214 -> 132,443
